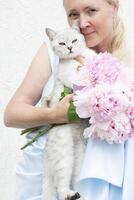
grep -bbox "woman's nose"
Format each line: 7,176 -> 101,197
79,15 -> 90,29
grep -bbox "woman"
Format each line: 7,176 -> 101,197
4,0 -> 134,199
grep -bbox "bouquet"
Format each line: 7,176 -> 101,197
72,52 -> 134,143
21,52 -> 134,149
20,86 -> 79,150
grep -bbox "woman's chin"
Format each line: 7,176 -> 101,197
86,40 -> 98,49
85,37 -> 97,48
85,36 -> 101,50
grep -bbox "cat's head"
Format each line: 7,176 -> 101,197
45,24 -> 86,59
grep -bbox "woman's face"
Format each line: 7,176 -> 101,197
64,0 -> 118,52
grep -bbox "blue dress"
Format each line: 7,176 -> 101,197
16,38 -> 134,200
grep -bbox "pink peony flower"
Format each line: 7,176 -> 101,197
86,52 -> 122,86
72,52 -> 134,144
84,113 -> 132,144
127,106 -> 134,129
73,87 -> 91,118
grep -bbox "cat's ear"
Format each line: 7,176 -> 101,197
71,20 -> 80,32
45,28 -> 56,41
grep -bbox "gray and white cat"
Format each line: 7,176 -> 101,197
43,25 -> 95,200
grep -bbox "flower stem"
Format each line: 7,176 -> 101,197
20,124 -> 54,150
20,127 -> 39,135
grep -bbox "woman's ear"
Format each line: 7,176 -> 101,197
45,28 -> 56,41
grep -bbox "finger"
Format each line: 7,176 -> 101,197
75,56 -> 86,65
65,94 -> 73,102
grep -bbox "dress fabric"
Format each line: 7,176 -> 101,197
16,38 -> 134,200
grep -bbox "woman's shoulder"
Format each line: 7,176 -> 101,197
124,50 -> 134,68
9,43 -> 52,105
44,36 -> 59,73
116,42 -> 134,68
29,42 -> 52,78
123,40 -> 134,68
128,51 -> 134,67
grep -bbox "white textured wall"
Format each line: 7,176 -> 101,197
0,0 -> 67,199
0,0 -> 134,199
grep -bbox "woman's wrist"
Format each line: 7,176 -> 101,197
42,106 -> 56,124
46,106 -> 68,124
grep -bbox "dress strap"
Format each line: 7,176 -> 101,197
41,36 -> 59,98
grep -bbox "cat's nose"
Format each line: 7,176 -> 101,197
67,46 -> 73,52
67,47 -> 72,51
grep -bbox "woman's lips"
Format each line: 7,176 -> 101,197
83,31 -> 95,36
81,28 -> 95,34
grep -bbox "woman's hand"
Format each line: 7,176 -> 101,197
75,56 -> 86,65
49,94 -> 73,124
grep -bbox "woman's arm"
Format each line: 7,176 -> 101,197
4,43 -> 73,129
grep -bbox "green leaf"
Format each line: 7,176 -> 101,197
60,86 -> 73,100
67,102 -> 80,122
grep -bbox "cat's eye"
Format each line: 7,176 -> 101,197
59,42 -> 66,46
72,39 -> 78,44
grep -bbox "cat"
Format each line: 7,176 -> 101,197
43,24 -> 96,200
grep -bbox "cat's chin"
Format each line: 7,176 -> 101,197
59,52 -> 80,59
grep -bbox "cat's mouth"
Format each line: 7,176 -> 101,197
69,50 -> 73,54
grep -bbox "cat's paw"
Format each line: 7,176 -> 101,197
65,192 -> 81,200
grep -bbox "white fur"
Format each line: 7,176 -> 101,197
43,27 -> 95,200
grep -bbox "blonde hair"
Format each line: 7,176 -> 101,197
106,0 -> 125,57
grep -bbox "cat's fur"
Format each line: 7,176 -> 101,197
43,25 -> 95,200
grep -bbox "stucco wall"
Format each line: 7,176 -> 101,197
0,0 -> 134,199
0,1 -> 67,199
